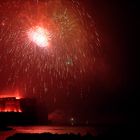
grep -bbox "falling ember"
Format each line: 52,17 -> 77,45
28,26 -> 50,48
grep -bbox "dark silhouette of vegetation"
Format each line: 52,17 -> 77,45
7,133 -> 94,140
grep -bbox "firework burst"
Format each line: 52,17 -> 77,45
0,0 -> 101,101
28,26 -> 51,48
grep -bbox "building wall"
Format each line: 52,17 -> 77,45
0,97 -> 21,112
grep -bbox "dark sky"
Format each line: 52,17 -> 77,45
0,0 -> 137,124
81,0 -> 138,122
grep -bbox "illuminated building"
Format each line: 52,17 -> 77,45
0,97 -> 22,112
0,97 -> 48,125
0,97 -> 34,125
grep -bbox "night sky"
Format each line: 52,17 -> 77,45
0,0 -> 137,124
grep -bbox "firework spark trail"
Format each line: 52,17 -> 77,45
0,0 -> 101,101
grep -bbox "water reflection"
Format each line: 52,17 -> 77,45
0,126 -> 96,140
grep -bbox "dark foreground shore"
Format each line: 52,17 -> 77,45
2,124 -> 136,140
6,133 -> 94,140
0,126 -> 13,131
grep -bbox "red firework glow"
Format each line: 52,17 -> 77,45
0,89 -> 22,99
28,26 -> 50,48
0,0 -> 101,103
